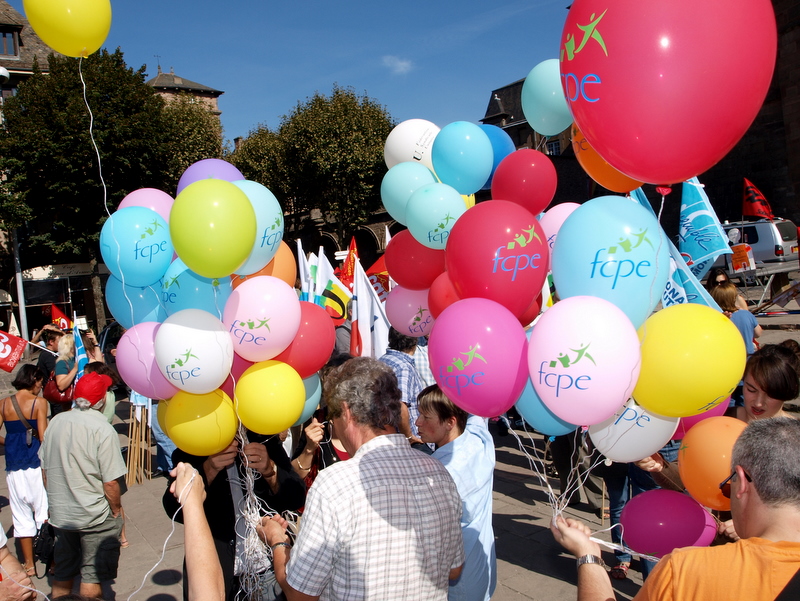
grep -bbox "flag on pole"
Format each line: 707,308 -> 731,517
296,239 -> 313,302
385,225 -> 392,247
350,258 -> 390,358
73,317 -> 88,380
51,305 -> 72,330
339,237 -> 358,292
678,177 -> 732,281
365,255 -> 390,302
0,330 -> 28,373
743,178 -> 774,220
315,248 -> 353,326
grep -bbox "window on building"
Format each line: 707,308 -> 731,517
546,140 -> 561,156
0,30 -> 18,57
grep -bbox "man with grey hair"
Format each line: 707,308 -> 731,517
259,356 -> 465,601
39,372 -> 127,600
550,416 -> 800,600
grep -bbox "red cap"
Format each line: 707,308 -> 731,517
74,372 -> 113,406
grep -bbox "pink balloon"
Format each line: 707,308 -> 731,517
672,397 -> 730,440
220,353 -> 255,399
115,322 -> 179,400
222,276 -> 302,362
528,296 -> 640,425
429,298 -> 528,417
118,188 -> 174,223
385,286 -> 435,337
538,202 -> 580,270
620,489 -> 716,558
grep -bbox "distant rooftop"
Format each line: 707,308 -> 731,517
146,66 -> 223,97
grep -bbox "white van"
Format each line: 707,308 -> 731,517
712,218 -> 798,267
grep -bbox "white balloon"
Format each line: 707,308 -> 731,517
384,119 -> 440,171
154,309 -> 234,394
589,398 -> 679,463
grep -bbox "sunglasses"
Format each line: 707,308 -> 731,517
719,467 -> 752,498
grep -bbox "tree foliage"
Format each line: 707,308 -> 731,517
162,93 -> 223,185
0,49 -> 222,268
229,85 -> 393,244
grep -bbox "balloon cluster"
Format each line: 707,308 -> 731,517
102,159 -> 335,455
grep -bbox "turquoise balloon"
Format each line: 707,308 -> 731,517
515,377 -> 576,437
380,162 -> 437,225
232,180 -> 284,276
405,183 -> 467,250
431,121 -> 493,195
551,196 -> 670,328
105,275 -> 166,329
293,373 -> 322,427
521,59 -> 572,137
100,207 -> 173,287
161,258 -> 232,319
478,124 -> 516,190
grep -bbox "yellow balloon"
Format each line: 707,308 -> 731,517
462,194 -> 476,209
235,360 -> 304,435
164,389 -> 238,456
156,399 -> 171,437
23,0 -> 111,58
170,179 -> 257,279
633,304 -> 746,418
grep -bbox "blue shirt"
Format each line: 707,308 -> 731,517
379,349 -> 424,436
730,309 -> 758,355
433,416 -> 497,601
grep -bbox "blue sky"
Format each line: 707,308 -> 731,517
8,0 -> 568,145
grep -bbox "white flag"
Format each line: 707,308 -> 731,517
351,258 -> 390,358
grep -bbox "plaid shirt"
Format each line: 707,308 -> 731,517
286,434 -> 464,601
379,349 -> 424,436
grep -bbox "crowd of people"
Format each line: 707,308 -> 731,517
0,277 -> 797,601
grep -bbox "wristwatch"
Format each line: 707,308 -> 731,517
576,554 -> 606,569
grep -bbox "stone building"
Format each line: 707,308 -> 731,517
146,66 -> 224,117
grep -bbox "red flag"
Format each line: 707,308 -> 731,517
366,255 -> 390,302
51,305 -> 72,330
743,178 -> 774,220
0,330 -> 28,373
339,237 -> 358,292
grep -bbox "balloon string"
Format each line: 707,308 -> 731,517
78,57 -> 110,218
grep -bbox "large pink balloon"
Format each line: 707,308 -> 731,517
560,0 -> 777,184
446,200 -> 548,318
118,188 -> 174,223
491,149 -> 557,215
385,286 -> 435,337
115,322 -> 179,400
528,296 -> 640,425
620,489 -> 717,558
222,276 -> 301,362
429,298 -> 528,417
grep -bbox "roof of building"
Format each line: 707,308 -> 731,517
0,0 -> 57,72
146,67 -> 223,96
481,78 -> 526,126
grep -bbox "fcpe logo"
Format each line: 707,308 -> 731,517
492,224 -> 543,281
590,229 -> 655,289
560,10 -> 608,103
427,212 -> 456,245
439,344 -> 486,395
536,343 -> 595,397
230,317 -> 272,346
408,306 -> 433,335
165,348 -> 201,385
134,219 -> 168,263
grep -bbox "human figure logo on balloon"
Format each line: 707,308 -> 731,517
535,343 -> 594,399
491,224 -> 543,283
589,229 -> 654,290
439,344 -> 487,397
164,348 -> 202,387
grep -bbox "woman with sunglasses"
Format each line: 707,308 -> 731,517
705,267 -> 748,311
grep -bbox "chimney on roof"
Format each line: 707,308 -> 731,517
170,67 -> 174,75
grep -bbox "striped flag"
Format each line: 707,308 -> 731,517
73,317 -> 88,380
350,258 -> 390,358
315,248 -> 353,326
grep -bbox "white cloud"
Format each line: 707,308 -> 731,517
382,55 -> 413,75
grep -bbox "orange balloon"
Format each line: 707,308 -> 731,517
231,241 -> 297,290
678,416 -> 746,511
571,123 -> 643,193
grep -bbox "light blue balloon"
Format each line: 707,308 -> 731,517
515,377 -> 576,437
161,258 -> 233,319
405,183 -> 467,250
478,124 -> 516,190
293,373 -> 322,427
380,162 -> 437,225
431,121 -> 493,195
105,275 -> 166,329
232,180 -> 284,275
551,195 -> 670,328
521,59 -> 572,137
100,207 -> 173,287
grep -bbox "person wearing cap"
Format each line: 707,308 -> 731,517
38,372 -> 127,600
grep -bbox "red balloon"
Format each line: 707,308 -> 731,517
384,230 -> 446,290
445,200 -> 548,318
273,302 -> 336,378
560,0 -> 777,184
491,149 -> 557,215
427,271 -> 461,319
518,293 -> 542,327
220,353 -> 254,399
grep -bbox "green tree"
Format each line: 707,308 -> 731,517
162,92 -> 223,185
230,85 -> 394,245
